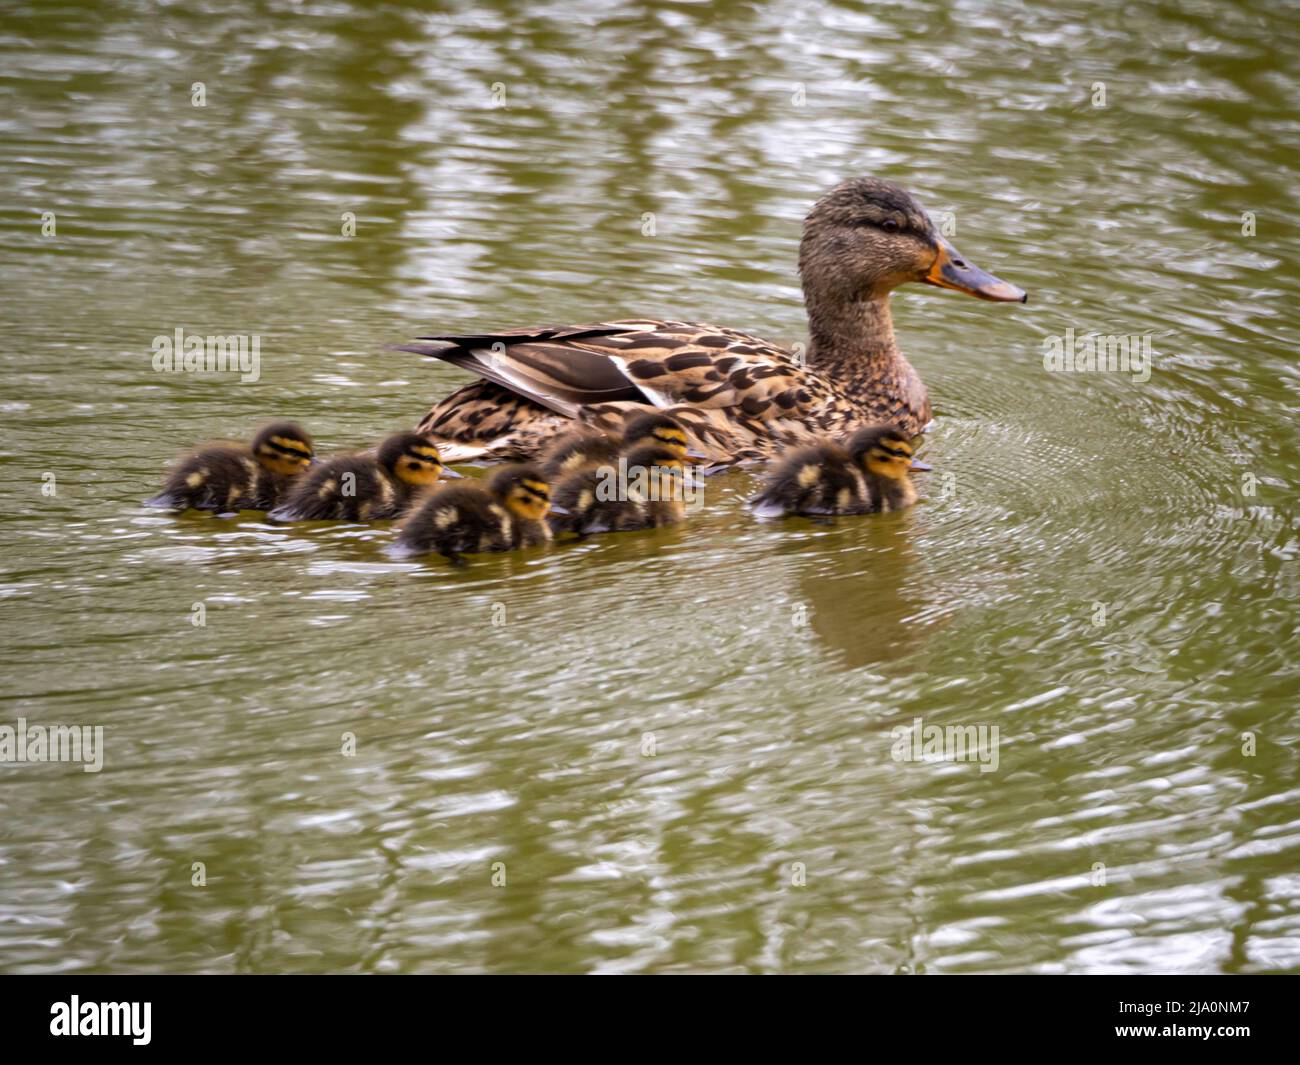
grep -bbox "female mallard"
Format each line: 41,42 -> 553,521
268,432 -> 445,522
398,177 -> 1024,465
749,424 -> 919,518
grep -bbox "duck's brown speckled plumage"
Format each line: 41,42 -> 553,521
401,178 -> 1024,465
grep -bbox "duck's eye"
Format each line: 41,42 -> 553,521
880,218 -> 900,233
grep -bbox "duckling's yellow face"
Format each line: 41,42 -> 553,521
635,424 -> 689,460
864,434 -> 914,481
505,477 -> 551,522
255,433 -> 314,477
394,442 -> 444,487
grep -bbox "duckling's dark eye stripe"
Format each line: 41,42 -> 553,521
878,445 -> 910,458
265,441 -> 311,459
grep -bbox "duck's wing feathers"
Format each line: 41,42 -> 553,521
605,326 -> 814,414
395,322 -> 650,418
402,320 -> 844,462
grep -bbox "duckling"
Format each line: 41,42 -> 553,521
268,432 -> 444,522
539,428 -> 621,480
750,424 -> 917,518
389,483 -> 510,561
620,411 -> 691,460
390,463 -> 552,562
625,444 -> 692,527
541,412 -> 692,481
487,464 -> 553,549
550,443 -> 690,535
144,421 -> 314,513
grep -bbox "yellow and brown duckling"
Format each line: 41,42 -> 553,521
619,411 -> 692,460
390,463 -> 552,562
539,411 -> 690,481
144,421 -> 314,513
549,442 -> 691,535
750,424 -> 918,518
268,432 -> 445,522
539,428 -> 621,480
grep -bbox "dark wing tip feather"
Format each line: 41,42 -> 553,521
399,331 -> 650,420
389,342 -> 459,357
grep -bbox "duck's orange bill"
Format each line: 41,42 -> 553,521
924,237 -> 1026,303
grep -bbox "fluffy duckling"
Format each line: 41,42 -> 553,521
550,443 -> 690,535
621,411 -> 691,460
391,463 -> 552,562
625,444 -> 692,527
539,428 -> 621,480
540,410 -> 691,480
486,464 -> 554,549
144,421 -> 314,513
750,424 -> 918,518
268,432 -> 444,522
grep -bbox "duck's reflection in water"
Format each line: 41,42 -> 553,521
781,513 -> 936,670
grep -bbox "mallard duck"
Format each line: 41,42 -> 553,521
268,432 -> 444,522
144,422 -> 314,513
550,442 -> 690,535
750,424 -> 919,518
397,177 -> 1024,464
390,463 -> 551,561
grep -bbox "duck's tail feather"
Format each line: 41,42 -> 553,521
392,342 -> 619,421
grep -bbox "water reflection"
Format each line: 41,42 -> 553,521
775,513 -> 934,669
